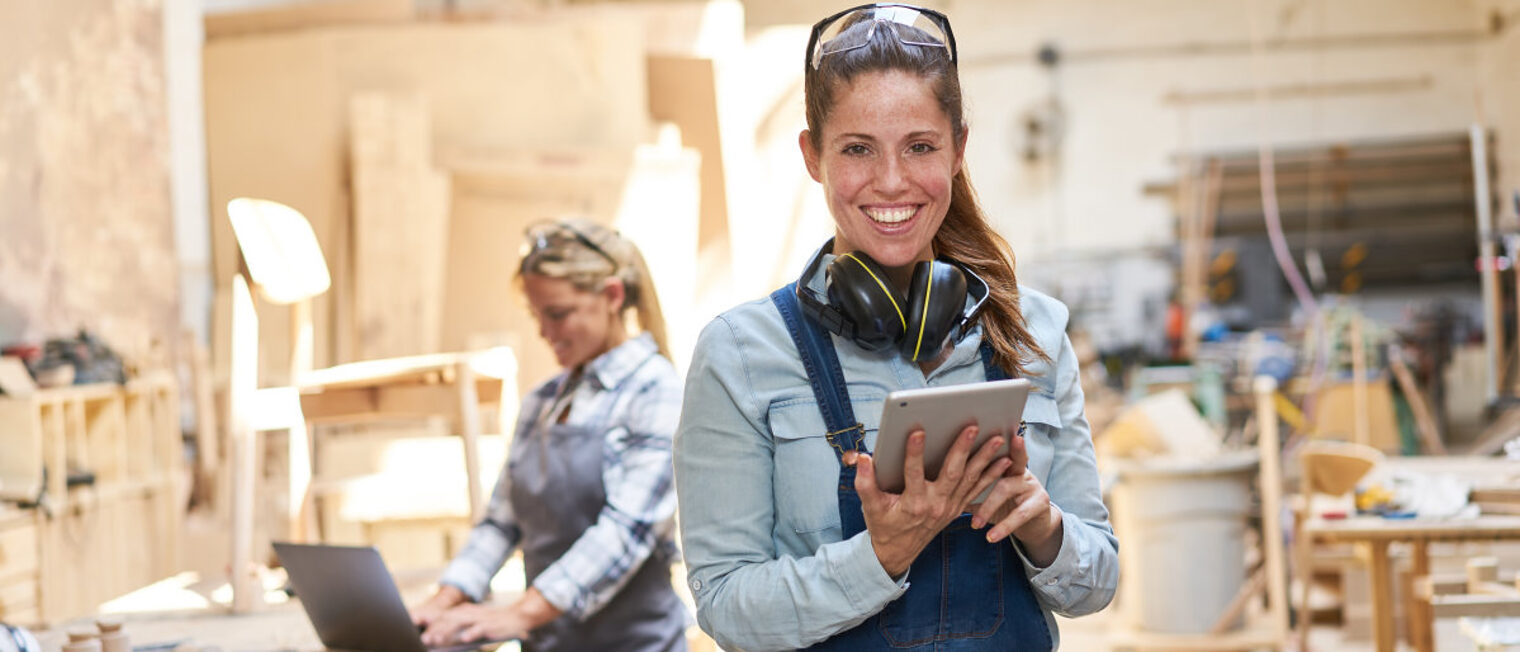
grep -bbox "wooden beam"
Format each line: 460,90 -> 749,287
228,274 -> 261,613
299,379 -> 502,423
204,0 -> 411,40
1254,376 -> 1292,644
1427,593 -> 1520,618
1387,344 -> 1445,454
349,93 -> 451,360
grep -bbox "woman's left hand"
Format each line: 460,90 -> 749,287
971,432 -> 1064,567
419,588 -> 560,646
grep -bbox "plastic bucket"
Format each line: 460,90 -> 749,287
1111,450 -> 1259,634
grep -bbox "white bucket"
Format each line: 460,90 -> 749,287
1111,450 -> 1260,634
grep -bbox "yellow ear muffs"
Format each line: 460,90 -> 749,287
899,260 -> 969,361
825,252 -> 907,351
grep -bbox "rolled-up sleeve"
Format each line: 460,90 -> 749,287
675,316 -> 906,652
439,461 -> 524,602
1013,332 -> 1119,617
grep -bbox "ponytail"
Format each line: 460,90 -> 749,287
934,169 -> 1048,377
613,238 -> 672,360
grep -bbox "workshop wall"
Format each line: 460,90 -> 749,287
953,0 -> 1504,258
0,0 -> 180,369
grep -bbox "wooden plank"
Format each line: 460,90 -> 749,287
0,399 -> 44,502
1306,516 -> 1520,542
648,55 -> 730,300
1473,487 -> 1520,503
0,576 -> 37,621
300,380 -> 502,422
228,274 -> 262,613
1428,593 -> 1520,618
455,361 -> 483,522
348,93 -> 451,360
205,20 -> 649,378
1254,376 -> 1291,644
1368,541 -> 1396,652
296,351 -> 465,390
0,519 -> 38,582
204,0 -> 412,40
1388,344 -> 1445,454
205,33 -> 340,386
1352,314 -> 1370,447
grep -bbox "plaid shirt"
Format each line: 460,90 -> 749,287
439,333 -> 682,620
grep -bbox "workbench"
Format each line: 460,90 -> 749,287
1302,514 -> 1520,652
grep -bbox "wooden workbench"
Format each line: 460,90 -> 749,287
1303,515 -> 1520,652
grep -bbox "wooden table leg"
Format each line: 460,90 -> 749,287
1368,540 -> 1395,652
287,416 -> 312,543
1295,518 -> 1313,651
1409,540 -> 1433,652
456,361 -> 483,522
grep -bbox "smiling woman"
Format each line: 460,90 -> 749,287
674,4 -> 1119,651
409,218 -> 690,652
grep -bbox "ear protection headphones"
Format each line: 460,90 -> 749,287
795,238 -> 988,361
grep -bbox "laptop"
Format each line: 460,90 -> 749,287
272,542 -> 514,652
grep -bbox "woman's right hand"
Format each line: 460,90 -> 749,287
852,426 -> 1012,577
411,584 -> 468,628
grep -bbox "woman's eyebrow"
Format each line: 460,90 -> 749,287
832,129 -> 943,143
831,131 -> 878,144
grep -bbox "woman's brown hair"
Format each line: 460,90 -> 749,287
804,17 -> 1048,376
517,218 -> 671,360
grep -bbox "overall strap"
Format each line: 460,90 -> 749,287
770,284 -> 866,477
978,342 -> 1008,381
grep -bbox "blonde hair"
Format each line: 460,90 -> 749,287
516,218 -> 671,360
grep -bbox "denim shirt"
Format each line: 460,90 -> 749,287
673,259 -> 1119,651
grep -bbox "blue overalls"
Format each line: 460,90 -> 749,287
772,284 -> 1052,651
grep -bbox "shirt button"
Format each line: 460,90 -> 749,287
691,579 -> 703,591
1046,577 -> 1058,586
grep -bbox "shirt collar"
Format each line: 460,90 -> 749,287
580,331 -> 659,391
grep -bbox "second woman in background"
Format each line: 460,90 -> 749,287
411,219 -> 688,652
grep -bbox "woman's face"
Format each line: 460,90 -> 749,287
522,274 -> 624,369
802,69 -> 965,270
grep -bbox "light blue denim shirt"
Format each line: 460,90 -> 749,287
673,257 -> 1119,651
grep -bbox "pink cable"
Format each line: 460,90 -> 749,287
1257,145 -> 1320,321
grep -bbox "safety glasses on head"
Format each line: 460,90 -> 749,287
521,220 -> 619,270
806,3 -> 957,72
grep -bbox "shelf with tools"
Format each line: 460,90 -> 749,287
0,372 -> 184,626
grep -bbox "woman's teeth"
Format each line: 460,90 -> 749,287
864,207 -> 914,224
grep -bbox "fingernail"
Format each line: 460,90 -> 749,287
986,530 -> 1002,543
972,516 -> 985,529
966,426 -> 979,441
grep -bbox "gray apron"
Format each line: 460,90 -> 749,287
507,409 -> 688,652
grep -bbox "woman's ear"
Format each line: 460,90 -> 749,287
600,276 -> 627,312
799,129 -> 823,182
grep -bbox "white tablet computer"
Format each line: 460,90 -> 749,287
873,378 -> 1032,496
